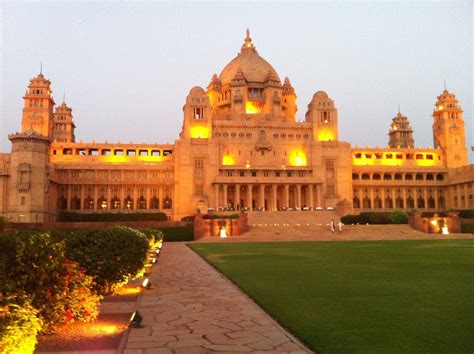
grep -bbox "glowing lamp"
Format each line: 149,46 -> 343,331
245,101 -> 259,114
220,227 -> 228,238
129,311 -> 143,328
289,150 -> 307,167
151,257 -> 157,264
245,160 -> 251,169
317,129 -> 334,142
430,220 -> 438,226
158,243 -> 163,249
222,155 -> 234,166
190,126 -> 209,139
142,278 -> 151,289
442,226 -> 449,235
156,249 -> 160,254
438,105 -> 443,111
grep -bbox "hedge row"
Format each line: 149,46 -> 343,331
181,214 -> 240,221
461,223 -> 474,234
159,226 -> 194,242
0,226 -> 163,353
341,212 -> 408,225
58,211 -> 168,222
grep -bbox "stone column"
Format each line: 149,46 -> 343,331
402,187 -> 407,209
145,186 -> 151,210
413,188 -> 418,209
369,188 -> 374,210
316,185 -> 322,207
223,184 -> 228,209
272,184 -> 278,211
247,184 -> 253,211
259,185 -> 265,210
80,185 -> 85,211
381,188 -> 386,209
214,184 -> 219,209
296,185 -> 302,209
464,184 -> 469,209
434,188 -> 439,210
309,185 -> 314,210
158,186 -> 163,210
106,185 -> 111,210
391,188 -> 396,209
94,185 -> 99,211
284,184 -> 290,209
235,184 -> 240,210
66,185 -> 72,210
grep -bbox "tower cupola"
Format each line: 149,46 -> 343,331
388,110 -> 414,148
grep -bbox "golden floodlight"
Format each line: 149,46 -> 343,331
190,126 -> 209,139
289,150 -> 307,166
222,155 -> 235,166
245,101 -> 259,114
317,129 -> 334,142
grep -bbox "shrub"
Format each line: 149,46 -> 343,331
57,226 -> 149,295
138,228 -> 164,247
0,215 -> 7,231
461,223 -> 474,234
181,215 -> 195,222
0,232 -> 100,332
457,210 -> 474,219
341,214 -> 357,224
159,226 -> 194,242
58,211 -> 168,222
387,211 -> 408,224
369,213 -> 390,224
0,299 -> 42,354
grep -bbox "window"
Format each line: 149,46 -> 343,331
240,171 -> 245,177
276,171 -> 281,177
89,149 -> 99,156
416,154 -> 423,160
114,149 -> 124,156
194,107 -> 204,119
127,149 -> 136,156
151,150 -> 160,156
406,153 -> 413,160
139,150 -> 148,156
426,154 -> 433,160
251,171 -> 257,177
101,149 -> 111,156
63,148 -> 73,155
163,150 -> 172,156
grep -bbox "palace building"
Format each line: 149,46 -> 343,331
0,30 -> 473,224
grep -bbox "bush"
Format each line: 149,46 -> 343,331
341,212 -> 408,225
461,223 -> 474,234
0,232 -> 100,332
387,211 -> 408,224
57,226 -> 149,295
159,226 -> 194,242
369,213 -> 390,224
138,228 -> 164,247
58,211 -> 168,222
0,299 -> 42,354
0,215 -> 7,231
456,210 -> 474,219
181,215 -> 195,222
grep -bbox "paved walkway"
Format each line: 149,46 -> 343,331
123,243 -> 311,354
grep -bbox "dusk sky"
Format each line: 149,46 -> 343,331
1,1 -> 472,160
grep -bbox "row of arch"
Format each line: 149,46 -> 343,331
58,196 -> 173,211
352,172 -> 445,181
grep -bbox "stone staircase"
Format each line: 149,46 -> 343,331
247,211 -> 340,227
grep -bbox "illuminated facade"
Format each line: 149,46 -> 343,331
0,30 -> 472,223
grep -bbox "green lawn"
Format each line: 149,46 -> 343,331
189,240 -> 474,354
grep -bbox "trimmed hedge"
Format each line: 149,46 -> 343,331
461,223 -> 474,234
456,210 -> 474,219
341,212 -> 408,225
54,226 -> 149,295
159,226 -> 194,242
202,214 -> 240,219
138,228 -> 164,247
0,215 -> 7,231
58,211 -> 168,222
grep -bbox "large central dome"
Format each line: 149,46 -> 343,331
219,30 -> 281,85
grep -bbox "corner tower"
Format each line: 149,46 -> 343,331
53,98 -> 75,143
21,71 -> 55,138
432,89 -> 468,167
306,91 -> 338,141
388,111 -> 414,148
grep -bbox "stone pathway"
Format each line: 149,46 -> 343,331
122,243 -> 311,354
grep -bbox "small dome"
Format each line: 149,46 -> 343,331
313,91 -> 329,99
189,86 -> 206,95
219,30 -> 280,85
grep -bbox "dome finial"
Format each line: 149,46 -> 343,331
241,28 -> 256,52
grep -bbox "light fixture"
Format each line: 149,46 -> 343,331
430,220 -> 438,226
142,278 -> 151,289
151,257 -> 157,264
442,226 -> 449,235
155,249 -> 160,255
129,311 -> 143,328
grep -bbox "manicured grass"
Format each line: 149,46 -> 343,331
189,240 -> 474,353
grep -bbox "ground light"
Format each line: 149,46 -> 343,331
442,226 -> 449,235
128,311 -> 143,328
141,278 -> 152,289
